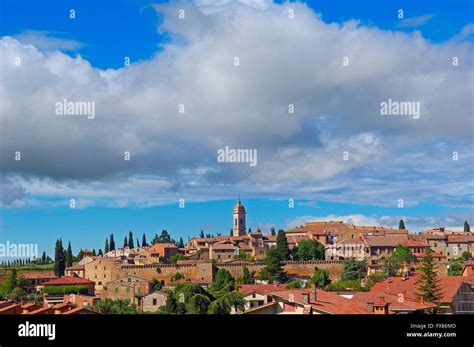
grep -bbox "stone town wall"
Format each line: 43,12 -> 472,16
117,261 -> 345,284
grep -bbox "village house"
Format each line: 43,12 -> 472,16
101,276 -> 150,308
142,291 -> 168,312
371,273 -> 474,314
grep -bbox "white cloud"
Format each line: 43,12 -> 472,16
0,1 -> 472,208
396,14 -> 433,28
12,30 -> 83,51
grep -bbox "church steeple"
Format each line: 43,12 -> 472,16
233,199 -> 246,237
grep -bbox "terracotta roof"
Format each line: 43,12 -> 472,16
43,276 -> 95,286
62,307 -> 99,315
271,289 -> 369,314
238,284 -> 287,295
21,271 -> 58,280
447,234 -> 474,243
212,243 -> 236,250
401,240 -> 429,248
351,292 -> 435,312
371,273 -> 466,304
66,264 -> 85,271
26,307 -> 52,315
364,235 -> 408,247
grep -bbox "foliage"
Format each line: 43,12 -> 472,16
365,273 -> 385,290
341,258 -> 366,281
236,250 -> 255,262
308,268 -> 331,288
324,280 -> 362,291
259,246 -> 287,284
415,248 -> 443,303
447,262 -> 463,276
207,292 -> 245,314
275,230 -> 290,261
43,285 -> 89,295
54,239 -> 66,277
171,272 -> 185,282
286,281 -> 301,289
464,221 -> 470,232
169,254 -> 188,264
292,239 -> 325,261
399,220 -> 405,230
151,278 -> 163,292
92,299 -> 139,314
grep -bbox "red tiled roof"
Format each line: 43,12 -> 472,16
351,292 -> 435,312
238,284 -> 287,295
43,276 -> 95,286
271,289 -> 369,314
371,273 -> 466,304
21,271 -> 58,280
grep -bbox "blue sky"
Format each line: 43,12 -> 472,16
0,0 -> 473,257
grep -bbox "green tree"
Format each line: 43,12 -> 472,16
207,292 -> 245,314
150,278 -> 163,292
271,227 -> 276,236
309,268 -> 331,288
415,248 -> 443,303
104,237 -> 109,254
448,263 -> 463,276
92,299 -> 139,314
98,249 -> 103,256
177,237 -> 185,248
152,234 -> 160,245
241,266 -> 254,285
399,219 -> 405,230
464,221 -> 471,233
123,237 -> 128,248
341,259 -> 366,281
109,233 -> 116,251
199,230 -> 205,238
142,233 -> 147,247
293,239 -> 325,261
159,230 -> 172,243
171,272 -> 185,282
54,239 -> 66,277
275,230 -> 290,261
186,293 -> 212,314
260,247 -> 287,284
65,242 -> 73,268
461,251 -> 471,261
128,231 -> 134,248
211,269 -> 235,294
169,254 -> 187,264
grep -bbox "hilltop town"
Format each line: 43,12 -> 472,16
1,200 -> 473,315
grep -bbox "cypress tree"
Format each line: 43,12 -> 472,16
276,230 -> 290,261
123,237 -> 128,248
109,233 -> 116,251
142,233 -> 147,247
54,239 -> 66,277
92,249 -> 96,256
128,231 -> 134,248
104,237 -> 109,254
98,249 -> 103,256
178,237 -> 185,248
464,221 -> 470,233
271,227 -> 276,236
65,242 -> 73,268
416,247 -> 443,303
136,238 -> 140,248
399,219 -> 405,230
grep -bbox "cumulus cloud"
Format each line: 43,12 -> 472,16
12,30 -> 84,52
0,1 -> 472,208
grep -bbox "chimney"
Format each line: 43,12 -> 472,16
379,296 -> 385,305
367,302 -> 374,312
302,293 -> 310,304
311,284 -> 317,302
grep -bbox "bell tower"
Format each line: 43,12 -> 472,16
232,199 -> 246,237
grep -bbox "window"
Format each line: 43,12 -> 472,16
104,274 -> 106,278
252,293 -> 256,298
153,299 -> 157,305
